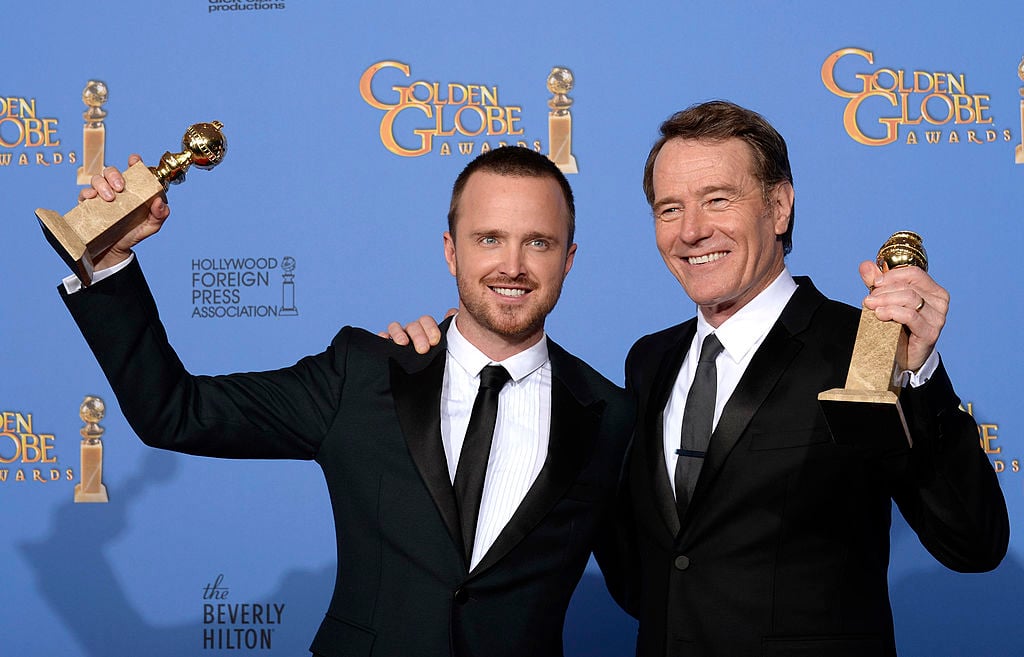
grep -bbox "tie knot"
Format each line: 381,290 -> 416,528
699,333 -> 724,364
479,365 -> 512,391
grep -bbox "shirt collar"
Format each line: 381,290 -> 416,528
446,316 -> 549,382
695,268 -> 798,363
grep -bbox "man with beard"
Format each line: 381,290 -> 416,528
392,101 -> 1008,657
58,146 -> 633,657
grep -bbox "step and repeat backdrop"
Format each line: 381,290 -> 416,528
3,2 -> 1022,655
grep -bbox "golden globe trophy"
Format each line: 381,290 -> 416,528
37,121 -> 227,285
546,67 -> 578,174
818,231 -> 928,447
74,396 -> 109,503
76,80 -> 109,185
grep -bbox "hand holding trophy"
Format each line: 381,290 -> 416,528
818,231 -> 928,447
37,121 -> 227,285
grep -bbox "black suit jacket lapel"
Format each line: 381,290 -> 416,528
645,322 -> 696,537
470,339 -> 604,577
680,280 -> 825,529
389,329 -> 465,558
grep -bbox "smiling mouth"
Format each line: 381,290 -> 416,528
491,286 -> 528,297
687,251 -> 727,265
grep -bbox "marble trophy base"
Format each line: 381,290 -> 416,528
548,114 -> 577,174
818,307 -> 912,447
37,161 -> 163,285
74,482 -> 109,503
74,441 -> 109,503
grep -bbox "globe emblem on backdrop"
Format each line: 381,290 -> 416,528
547,68 -> 574,95
79,396 -> 106,425
82,80 -> 108,110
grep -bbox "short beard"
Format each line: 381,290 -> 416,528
456,274 -> 562,343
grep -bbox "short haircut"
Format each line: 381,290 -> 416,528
448,146 -> 576,246
642,100 -> 795,254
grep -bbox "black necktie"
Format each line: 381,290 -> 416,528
675,333 -> 724,519
454,364 -> 512,566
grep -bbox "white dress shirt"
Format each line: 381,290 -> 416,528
663,269 -> 939,496
443,318 -> 551,569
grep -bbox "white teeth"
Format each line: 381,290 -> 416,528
688,252 -> 726,265
493,287 -> 526,297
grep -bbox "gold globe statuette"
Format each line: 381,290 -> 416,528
818,231 -> 929,447
76,80 -> 109,185
546,67 -> 578,174
36,121 -> 227,285
75,396 -> 109,503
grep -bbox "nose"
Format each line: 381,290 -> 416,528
678,207 -> 713,245
498,244 -> 526,278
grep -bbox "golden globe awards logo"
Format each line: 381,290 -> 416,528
0,96 -> 76,168
967,402 -> 1016,476
0,410 -> 74,484
821,48 -> 1014,148
359,61 -> 542,159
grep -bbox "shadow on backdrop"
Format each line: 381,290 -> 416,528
564,569 -> 638,656
18,450 -> 332,656
889,514 -> 1019,657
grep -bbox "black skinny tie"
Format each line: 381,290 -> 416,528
675,333 -> 724,519
454,365 -> 512,565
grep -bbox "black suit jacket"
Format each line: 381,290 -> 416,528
621,277 -> 1007,657
61,259 -> 634,657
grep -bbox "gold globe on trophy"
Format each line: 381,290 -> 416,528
877,231 -> 927,273
37,121 -> 227,285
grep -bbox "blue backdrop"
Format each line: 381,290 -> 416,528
3,2 -> 1021,655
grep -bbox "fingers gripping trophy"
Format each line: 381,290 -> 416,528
818,231 -> 928,447
36,121 -> 227,285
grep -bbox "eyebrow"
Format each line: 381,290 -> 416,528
653,183 -> 745,210
522,231 -> 561,244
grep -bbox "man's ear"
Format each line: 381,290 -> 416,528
443,231 -> 457,276
771,182 -> 795,236
563,243 -> 577,279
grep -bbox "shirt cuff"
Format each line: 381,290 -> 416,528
62,253 -> 135,294
896,348 -> 940,388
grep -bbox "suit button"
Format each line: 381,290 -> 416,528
674,555 -> 690,570
454,588 -> 469,604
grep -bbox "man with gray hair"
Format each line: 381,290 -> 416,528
393,101 -> 1008,657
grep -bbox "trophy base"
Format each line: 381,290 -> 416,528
77,166 -> 100,186
37,208 -> 94,283
817,388 -> 912,447
555,154 -> 578,175
36,161 -> 163,286
74,483 -> 109,503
